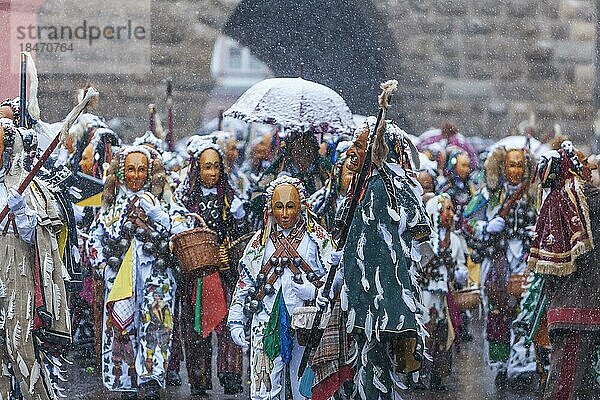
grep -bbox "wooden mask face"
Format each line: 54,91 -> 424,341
504,150 -> 526,185
198,149 -> 221,188
271,183 -> 301,230
346,128 -> 369,173
124,152 -> 149,192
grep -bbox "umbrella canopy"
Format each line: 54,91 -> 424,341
416,128 -> 478,168
487,135 -> 550,157
224,77 -> 355,137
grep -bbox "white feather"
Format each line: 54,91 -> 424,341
372,365 -> 388,393
0,309 -> 5,330
2,362 -> 8,377
60,262 -> 71,281
424,351 -> 433,362
340,285 -> 348,311
0,279 -> 6,298
368,192 -> 375,221
389,370 -> 407,391
19,257 -> 26,277
357,232 -> 366,260
396,315 -> 405,330
387,205 -> 401,222
361,207 -> 372,226
380,309 -> 389,331
360,341 -> 369,367
365,307 -> 373,343
399,237 -> 411,256
43,254 -> 53,287
356,366 -> 367,400
7,290 -> 15,320
356,259 -> 370,292
26,292 -> 32,321
377,222 -> 397,265
12,320 -> 21,351
53,283 -> 61,319
29,360 -> 40,394
25,320 -> 33,343
408,211 -> 419,228
16,352 -> 29,377
402,289 -> 417,312
374,266 -> 384,309
375,316 -> 381,342
398,207 -> 408,235
346,308 -> 356,333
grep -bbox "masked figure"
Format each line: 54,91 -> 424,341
308,140 -> 354,231
0,118 -> 72,400
174,137 -> 248,396
527,142 -> 600,399
228,176 -> 334,400
463,145 -> 538,388
330,118 -> 430,399
88,145 -> 189,400
418,194 -> 468,390
440,149 -> 475,228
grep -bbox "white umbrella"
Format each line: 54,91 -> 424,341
224,77 -> 355,136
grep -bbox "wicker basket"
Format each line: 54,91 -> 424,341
454,288 -> 481,311
172,214 -> 220,274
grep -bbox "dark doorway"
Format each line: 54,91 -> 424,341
223,0 -> 402,118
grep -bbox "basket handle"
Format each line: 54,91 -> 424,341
187,212 -> 208,228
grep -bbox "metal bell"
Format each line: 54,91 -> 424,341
135,227 -> 148,241
293,257 -> 302,267
107,256 -> 121,269
471,251 -> 483,264
142,242 -> 156,255
247,286 -> 258,298
149,231 -> 161,244
154,258 -> 167,271
264,283 -> 275,296
157,241 -> 170,255
281,257 -> 289,266
243,303 -> 253,317
257,273 -> 266,285
306,272 -> 317,282
293,273 -> 303,284
275,266 -> 284,276
270,257 -> 279,266
122,221 -> 134,238
119,239 -> 130,252
249,299 -> 260,313
245,295 -> 252,304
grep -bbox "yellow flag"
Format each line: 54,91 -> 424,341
107,243 -> 134,303
58,225 -> 68,259
75,192 -> 103,207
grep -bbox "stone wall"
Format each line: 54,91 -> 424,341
380,0 -> 597,141
31,0 -> 596,143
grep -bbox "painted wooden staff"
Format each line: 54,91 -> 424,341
297,80 -> 398,379
0,88 -> 99,225
166,79 -> 175,152
19,53 -> 27,128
